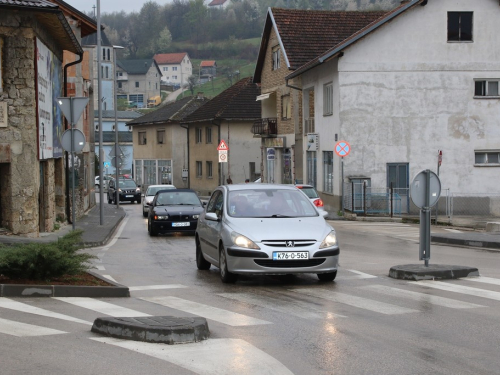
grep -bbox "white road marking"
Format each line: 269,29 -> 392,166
444,228 -> 462,233
409,280 -> 500,301
140,296 -> 272,326
0,299 -> 92,325
53,297 -> 150,317
334,222 -> 409,227
218,292 -> 346,319
345,270 -> 377,279
290,288 -> 418,315
129,284 -> 188,291
463,276 -> 500,286
89,216 -> 130,251
0,317 -> 66,337
362,285 -> 484,309
90,337 -> 294,375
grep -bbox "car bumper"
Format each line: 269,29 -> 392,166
119,194 -> 141,202
151,220 -> 198,233
225,246 -> 339,275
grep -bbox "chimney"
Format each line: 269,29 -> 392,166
197,92 -> 204,100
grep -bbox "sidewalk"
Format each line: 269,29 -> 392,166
0,203 -> 125,248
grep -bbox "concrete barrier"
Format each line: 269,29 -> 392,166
485,222 -> 500,233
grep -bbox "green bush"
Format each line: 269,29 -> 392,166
0,230 -> 96,280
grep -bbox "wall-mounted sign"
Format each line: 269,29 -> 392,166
307,133 -> 319,151
0,102 -> 7,127
267,148 -> 275,160
263,137 -> 285,148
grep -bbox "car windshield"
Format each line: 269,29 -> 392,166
227,189 -> 318,218
118,180 -> 137,188
297,186 -> 319,199
155,191 -> 201,206
146,186 -> 174,196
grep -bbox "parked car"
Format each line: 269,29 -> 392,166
195,184 -> 338,283
147,189 -> 204,236
95,175 -> 112,191
295,184 -> 326,214
142,184 -> 176,217
107,178 -> 141,204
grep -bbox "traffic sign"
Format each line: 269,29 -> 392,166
109,144 -> 124,157
103,161 -> 111,168
410,170 -> 441,209
61,129 -> 86,153
56,97 -> 89,126
218,150 -> 228,163
217,139 -> 229,151
335,141 -> 350,157
111,156 -> 123,168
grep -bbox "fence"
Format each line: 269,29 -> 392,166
343,181 -> 500,221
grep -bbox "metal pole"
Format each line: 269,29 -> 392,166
97,0 -> 104,225
113,46 -> 122,208
70,97 -> 75,230
341,157 -> 344,217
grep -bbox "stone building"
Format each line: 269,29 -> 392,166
0,0 -> 91,236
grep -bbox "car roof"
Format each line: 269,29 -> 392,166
147,185 -> 175,189
221,183 -> 301,192
155,188 -> 197,194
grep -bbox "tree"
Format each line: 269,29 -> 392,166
156,27 -> 173,53
187,75 -> 198,95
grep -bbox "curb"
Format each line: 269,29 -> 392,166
0,271 -> 130,298
91,316 -> 210,344
80,211 -> 126,248
431,234 -> 500,250
389,264 -> 479,281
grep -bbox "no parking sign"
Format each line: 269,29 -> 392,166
335,141 -> 350,157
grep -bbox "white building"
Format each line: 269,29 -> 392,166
153,52 -> 192,89
286,0 -> 500,215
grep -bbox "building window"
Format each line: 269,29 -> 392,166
448,12 -> 473,42
272,46 -> 280,70
323,151 -> 333,193
118,72 -> 123,76
118,82 -> 122,89
281,95 -> 291,119
323,82 -> 333,116
139,131 -> 147,145
173,67 -> 178,71
475,151 -> 500,165
474,80 -> 499,98
157,129 -> 165,144
173,75 -> 177,80
102,48 -> 106,60
206,127 -> 212,143
156,83 -> 158,89
135,82 -> 139,88
0,37 -> 3,92
196,161 -> 203,177
105,66 -> 109,79
164,67 -> 168,71
196,128 -> 202,143
107,49 -> 110,61
207,161 -> 213,178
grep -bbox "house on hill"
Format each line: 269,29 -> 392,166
199,61 -> 217,83
208,0 -> 231,10
116,59 -> 162,109
153,53 -> 193,89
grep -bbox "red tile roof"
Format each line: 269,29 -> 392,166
254,8 -> 387,82
208,0 -> 227,6
154,53 -> 187,64
200,61 -> 216,67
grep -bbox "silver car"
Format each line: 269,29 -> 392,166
195,184 -> 339,283
142,184 -> 176,217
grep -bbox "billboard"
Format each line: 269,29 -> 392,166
36,38 -> 63,159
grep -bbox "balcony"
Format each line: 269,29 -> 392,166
251,118 -> 277,136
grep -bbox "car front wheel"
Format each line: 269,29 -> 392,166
196,237 -> 211,270
143,210 -> 148,218
317,271 -> 337,282
219,245 -> 237,283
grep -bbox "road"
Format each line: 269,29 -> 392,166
1,203 -> 499,374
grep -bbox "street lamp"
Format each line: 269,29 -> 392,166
113,45 -> 124,208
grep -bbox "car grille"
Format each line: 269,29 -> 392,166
254,259 -> 325,268
122,189 -> 136,194
261,240 -> 316,247
167,215 -> 192,221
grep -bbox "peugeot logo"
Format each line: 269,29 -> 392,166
286,241 -> 295,247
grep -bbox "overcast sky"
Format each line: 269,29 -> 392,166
64,0 -> 172,15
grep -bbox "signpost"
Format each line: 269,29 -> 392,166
57,97 -> 89,230
410,169 -> 441,266
335,141 -> 351,217
217,140 -> 229,184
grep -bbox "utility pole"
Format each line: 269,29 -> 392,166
97,0 -> 104,225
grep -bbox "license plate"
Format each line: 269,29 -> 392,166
172,222 -> 190,227
126,195 -> 133,198
272,251 -> 309,260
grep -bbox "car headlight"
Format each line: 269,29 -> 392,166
136,188 -> 140,193
320,231 -> 337,248
155,215 -> 168,220
118,189 -> 122,192
231,231 -> 260,249
192,214 -> 199,219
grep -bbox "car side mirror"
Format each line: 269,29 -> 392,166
147,202 -> 152,206
205,212 -> 218,221
202,201 -> 207,207
321,211 -> 328,218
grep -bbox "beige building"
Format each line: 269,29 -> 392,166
127,96 -> 208,189
116,59 -> 162,109
182,78 -> 261,195
153,53 -> 192,89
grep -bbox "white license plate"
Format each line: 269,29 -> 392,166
272,251 -> 309,260
126,195 -> 133,198
172,222 -> 190,227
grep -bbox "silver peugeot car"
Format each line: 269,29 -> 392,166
195,184 -> 339,283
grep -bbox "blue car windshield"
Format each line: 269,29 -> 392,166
227,189 -> 318,218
